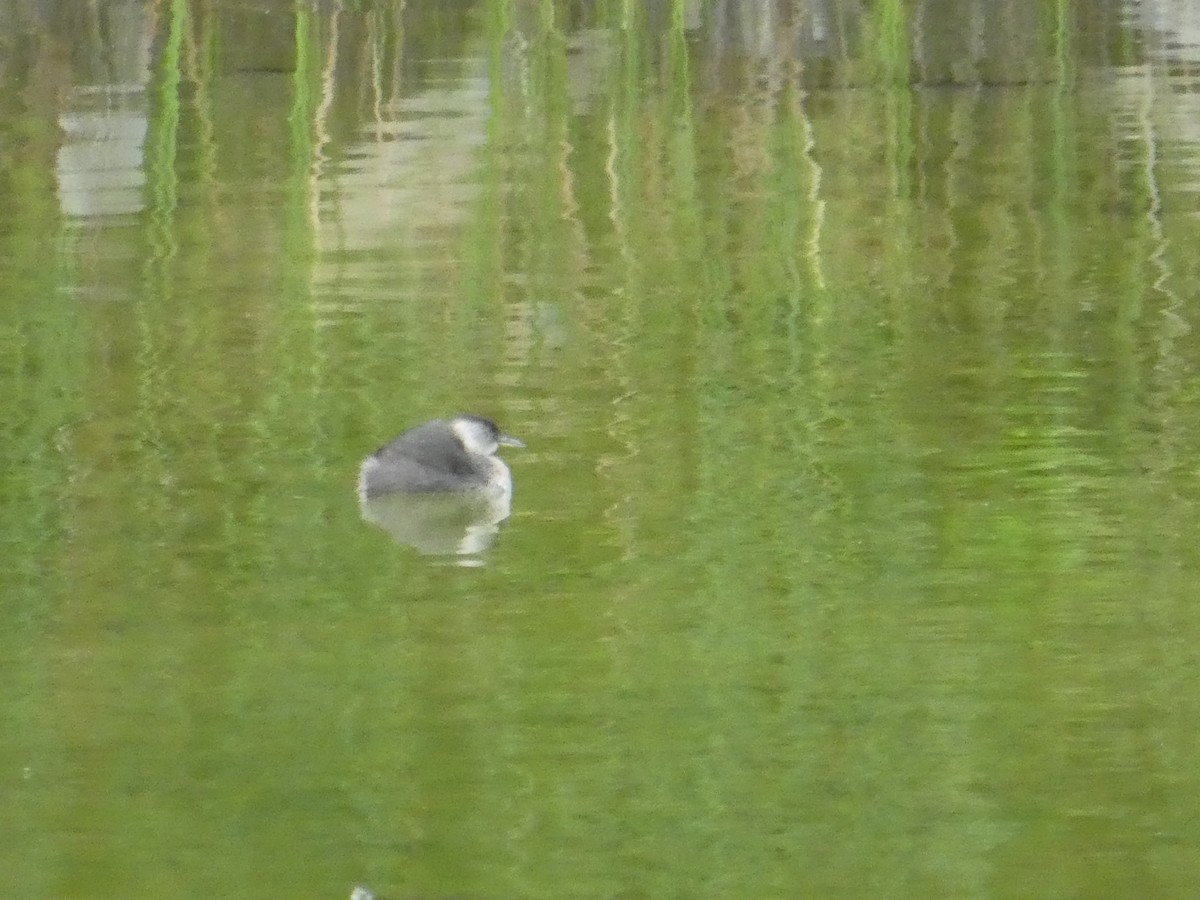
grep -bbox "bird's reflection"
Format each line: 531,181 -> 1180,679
358,484 -> 512,562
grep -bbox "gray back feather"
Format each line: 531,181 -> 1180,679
360,419 -> 489,497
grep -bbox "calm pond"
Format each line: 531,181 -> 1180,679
3,1 -> 1200,898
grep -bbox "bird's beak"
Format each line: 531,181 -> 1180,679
499,433 -> 525,449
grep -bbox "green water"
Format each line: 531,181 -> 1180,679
3,2 -> 1200,898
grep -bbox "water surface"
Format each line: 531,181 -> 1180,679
2,1 -> 1200,898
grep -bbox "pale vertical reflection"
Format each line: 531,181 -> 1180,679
551,31 -> 592,330
309,52 -> 491,316
184,5 -> 218,191
311,2 -> 342,231
367,9 -> 385,142
55,2 -> 153,220
797,85 -> 827,290
145,0 -> 186,266
597,20 -> 640,550
1115,0 -> 1196,490
1130,65 -> 1170,298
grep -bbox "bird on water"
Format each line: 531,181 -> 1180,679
358,414 -> 525,500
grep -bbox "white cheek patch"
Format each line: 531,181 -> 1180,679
452,418 -> 499,456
